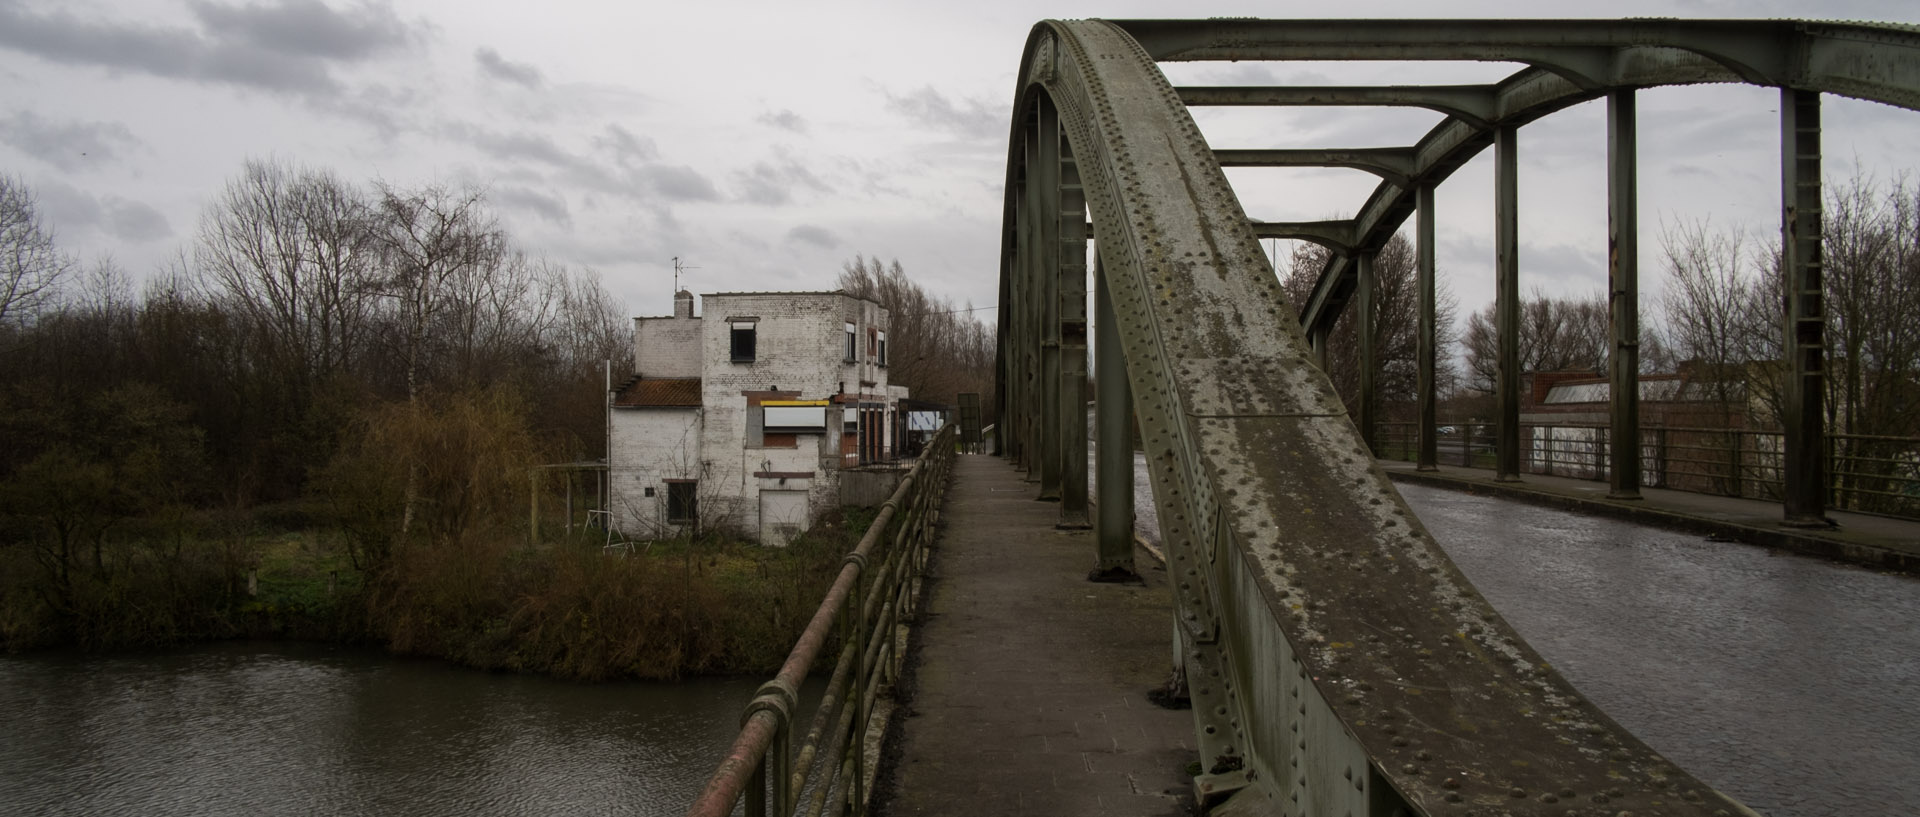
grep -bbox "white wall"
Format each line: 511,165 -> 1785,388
608,407 -> 701,537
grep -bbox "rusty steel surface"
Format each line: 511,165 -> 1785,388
1000,19 -> 1766,816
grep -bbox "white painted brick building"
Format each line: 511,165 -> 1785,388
608,289 -> 903,545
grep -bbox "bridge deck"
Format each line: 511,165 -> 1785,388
876,455 -> 1190,817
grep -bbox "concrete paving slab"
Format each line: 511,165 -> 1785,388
873,455 -> 1194,817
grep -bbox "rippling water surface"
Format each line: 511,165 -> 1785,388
0,642 -> 769,816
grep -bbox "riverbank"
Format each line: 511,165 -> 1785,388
0,507 -> 872,681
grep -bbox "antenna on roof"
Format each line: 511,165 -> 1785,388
672,256 -> 701,292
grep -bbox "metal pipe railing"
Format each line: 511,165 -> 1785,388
1376,420 -> 1920,518
687,423 -> 956,817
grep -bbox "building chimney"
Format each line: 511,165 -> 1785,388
675,290 -> 694,319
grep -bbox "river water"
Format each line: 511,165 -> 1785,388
0,642 -> 765,816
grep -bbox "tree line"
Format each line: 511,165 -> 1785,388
0,160 -> 627,637
837,255 -> 996,412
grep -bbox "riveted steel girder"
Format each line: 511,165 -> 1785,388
1215,148 -> 1419,187
1000,19 -> 1749,817
1250,219 -> 1358,254
1135,19 -> 1920,339
1178,85 -> 1498,128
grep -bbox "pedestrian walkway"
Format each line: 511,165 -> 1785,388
1380,460 -> 1920,572
875,455 -> 1191,817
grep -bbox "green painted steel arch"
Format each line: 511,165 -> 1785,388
999,19 -> 1753,816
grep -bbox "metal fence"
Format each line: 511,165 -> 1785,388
686,423 -> 956,817
1375,421 -> 1920,518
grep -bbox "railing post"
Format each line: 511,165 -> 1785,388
1730,430 -> 1744,498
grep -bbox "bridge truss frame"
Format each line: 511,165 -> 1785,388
999,17 -> 1920,816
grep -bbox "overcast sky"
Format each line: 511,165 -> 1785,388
4,0 -> 1918,334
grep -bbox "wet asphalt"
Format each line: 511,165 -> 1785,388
1115,452 -> 1920,817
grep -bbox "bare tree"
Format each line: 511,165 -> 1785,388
1659,217 -> 1781,416
198,159 -> 380,387
369,182 -> 506,402
1278,235 -> 1458,416
1460,289 -> 1611,394
838,255 -> 995,409
0,174 -> 74,330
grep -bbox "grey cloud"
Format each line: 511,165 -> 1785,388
441,122 -> 594,174
734,152 -> 830,206
594,124 -> 659,167
190,0 -> 414,60
785,224 -> 839,249
0,112 -> 143,171
105,198 -> 172,243
884,86 -> 1001,141
757,109 -> 808,133
640,164 -> 720,202
439,119 -> 715,203
0,1 -> 424,98
475,46 -> 542,88
33,180 -> 172,244
495,186 -> 571,226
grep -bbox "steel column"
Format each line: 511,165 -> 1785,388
1022,115 -> 1044,480
1057,121 -> 1091,526
1093,254 -> 1136,572
1607,89 -> 1643,499
1781,88 -> 1830,526
1038,100 -> 1064,498
1495,125 -> 1522,481
1357,251 -> 1378,453
1416,184 -> 1439,471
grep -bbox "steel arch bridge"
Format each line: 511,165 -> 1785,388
996,18 -> 1920,817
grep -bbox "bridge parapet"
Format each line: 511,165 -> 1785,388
998,19 -> 1802,815
687,424 -> 955,817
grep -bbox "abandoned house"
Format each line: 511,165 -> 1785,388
607,288 -> 906,545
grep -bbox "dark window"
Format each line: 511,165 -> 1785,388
843,322 -> 857,362
667,482 -> 698,523
878,331 -> 887,366
731,322 -> 756,362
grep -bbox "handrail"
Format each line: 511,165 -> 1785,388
1375,420 -> 1920,517
687,423 -> 956,817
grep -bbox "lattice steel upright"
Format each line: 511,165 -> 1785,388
1608,89 -> 1643,499
1416,184 -> 1439,471
1093,255 -> 1135,572
1022,116 -> 1045,481
1781,88 -> 1829,526
1037,100 -> 1065,499
1057,124 -> 1091,527
1495,125 -> 1522,481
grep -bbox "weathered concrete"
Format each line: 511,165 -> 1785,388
875,455 -> 1192,817
1381,460 -> 1920,572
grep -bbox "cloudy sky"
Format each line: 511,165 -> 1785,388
4,0 -> 1918,331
